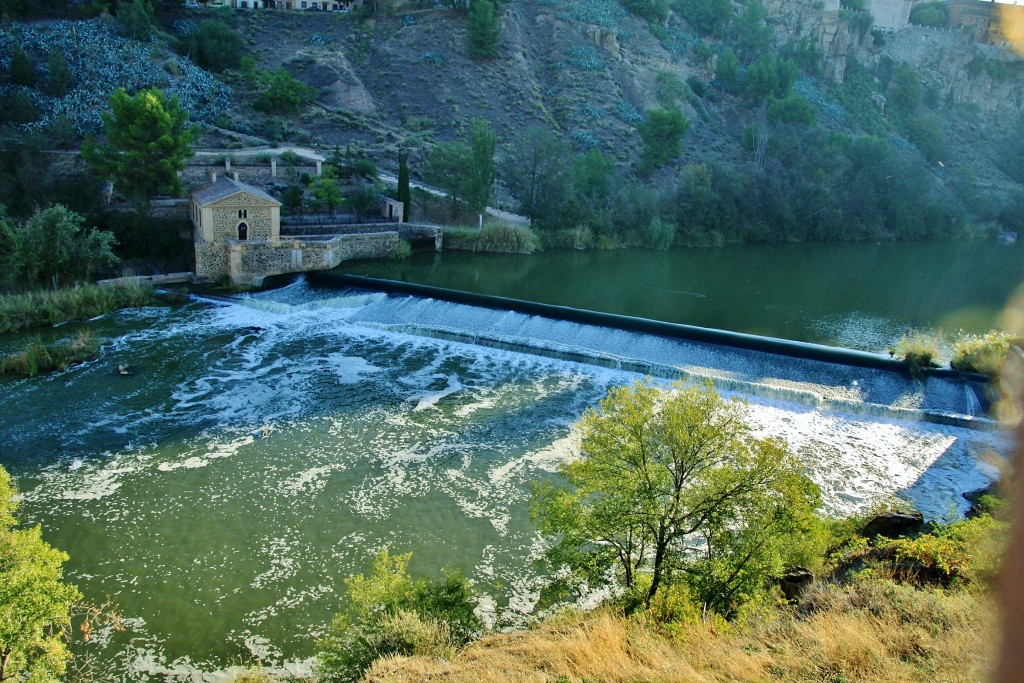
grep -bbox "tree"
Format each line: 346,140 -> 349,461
621,0 -> 668,23
466,0 -> 500,58
910,1 -> 946,26
767,94 -> 817,126
532,381 -> 820,614
253,69 -> 318,115
425,141 -> 471,213
397,153 -> 411,222
889,63 -> 923,111
465,118 -> 497,213
0,464 -> 82,683
348,185 -> 381,221
741,55 -> 798,103
0,205 -> 118,289
281,184 -> 304,216
502,126 -> 573,229
45,52 -> 74,97
733,1 -> 771,60
715,48 -> 740,92
117,0 -> 155,41
9,47 -> 36,87
308,176 -> 343,217
673,0 -> 731,36
638,108 -> 690,173
83,88 -> 199,202
316,551 -> 481,683
177,19 -> 245,73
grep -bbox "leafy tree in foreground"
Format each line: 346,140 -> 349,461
316,551 -> 481,683
466,0 -> 500,58
83,88 -> 198,202
0,204 -> 118,289
424,118 -> 497,214
532,380 -> 820,615
0,464 -> 82,683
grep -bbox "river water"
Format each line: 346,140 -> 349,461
337,240 -> 1024,350
0,242 -> 1019,680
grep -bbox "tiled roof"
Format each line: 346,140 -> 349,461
190,176 -> 282,207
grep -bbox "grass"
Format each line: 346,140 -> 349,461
951,330 -> 1021,376
363,582 -> 994,683
444,224 -> 538,254
892,331 -> 942,376
0,331 -> 103,377
0,282 -> 155,335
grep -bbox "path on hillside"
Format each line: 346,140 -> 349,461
194,145 -> 531,226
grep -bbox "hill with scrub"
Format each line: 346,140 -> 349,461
2,0 -> 1024,253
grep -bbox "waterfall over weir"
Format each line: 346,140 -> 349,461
308,275 -> 992,428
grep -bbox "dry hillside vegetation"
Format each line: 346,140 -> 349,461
365,580 -> 994,683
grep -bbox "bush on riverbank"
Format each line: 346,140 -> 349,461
444,224 -> 537,254
0,282 -> 154,334
0,330 -> 102,376
951,330 -> 1020,376
893,331 -> 942,376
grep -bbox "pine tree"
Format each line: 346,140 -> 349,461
397,153 -> 411,222
466,0 -> 500,59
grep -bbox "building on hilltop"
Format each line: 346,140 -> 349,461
869,0 -> 914,31
190,174 -> 282,280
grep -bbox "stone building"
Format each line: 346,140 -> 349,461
946,0 -> 998,41
869,0 -> 913,30
191,174 -> 282,280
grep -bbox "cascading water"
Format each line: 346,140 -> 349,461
0,277 -> 1009,680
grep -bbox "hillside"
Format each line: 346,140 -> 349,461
3,0 -> 1024,250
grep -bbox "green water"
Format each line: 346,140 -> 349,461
335,240 -> 1024,350
0,240 -> 1018,680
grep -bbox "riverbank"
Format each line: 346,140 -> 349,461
0,281 -> 155,334
0,331 -> 102,377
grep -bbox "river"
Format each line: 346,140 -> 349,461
336,240 -> 1024,351
0,242 -> 1019,679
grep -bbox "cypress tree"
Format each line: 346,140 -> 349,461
397,153 -> 411,222
466,0 -> 500,59
10,47 -> 36,87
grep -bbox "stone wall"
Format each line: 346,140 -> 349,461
212,202 -> 275,241
182,162 -> 320,189
227,232 -> 399,285
195,238 -> 230,279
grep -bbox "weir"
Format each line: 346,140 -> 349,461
313,274 -> 996,428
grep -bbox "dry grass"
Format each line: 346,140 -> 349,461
364,582 -> 995,683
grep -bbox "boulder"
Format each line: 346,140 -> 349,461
862,510 -> 925,539
780,566 -> 814,603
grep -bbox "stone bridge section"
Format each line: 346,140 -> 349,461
229,232 -> 402,286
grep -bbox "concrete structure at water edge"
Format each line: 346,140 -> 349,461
189,174 -> 416,286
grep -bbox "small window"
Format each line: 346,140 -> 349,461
301,1 -> 306,6
238,223 -> 249,240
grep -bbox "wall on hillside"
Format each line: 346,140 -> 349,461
879,28 -> 1024,119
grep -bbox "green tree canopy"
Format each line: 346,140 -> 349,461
425,118 -> 497,214
638,108 -> 690,173
715,48 -> 741,92
466,0 -> 500,58
45,52 -> 74,97
532,381 -> 820,615
308,176 -> 343,217
117,0 -> 155,41
673,0 -> 731,36
9,47 -> 36,87
83,88 -> 198,201
253,69 -> 318,114
0,204 -> 119,289
177,19 -> 246,73
502,126 -> 572,229
0,464 -> 82,683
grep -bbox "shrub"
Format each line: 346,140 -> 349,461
253,69 -> 317,114
643,216 -> 675,250
391,239 -> 413,260
672,0 -> 731,36
767,94 -> 817,126
893,331 -> 941,375
445,224 -> 537,253
0,330 -> 102,377
951,330 -> 1019,376
902,114 -> 946,163
176,19 -> 246,73
316,552 -> 481,683
9,46 -> 37,87
621,0 -> 668,22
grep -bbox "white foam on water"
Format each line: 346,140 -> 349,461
325,353 -> 383,384
157,457 -> 209,472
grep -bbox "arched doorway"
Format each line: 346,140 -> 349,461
238,222 -> 249,240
